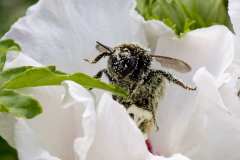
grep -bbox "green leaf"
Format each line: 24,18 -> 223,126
0,66 -> 33,85
0,39 -> 21,71
0,136 -> 18,160
0,89 -> 42,119
0,66 -> 128,97
136,0 -> 233,35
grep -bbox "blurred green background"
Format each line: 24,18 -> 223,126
0,137 -> 18,160
137,0 -> 232,35
0,0 -> 38,37
0,0 -> 232,160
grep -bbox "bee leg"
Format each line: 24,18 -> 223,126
94,69 -> 106,79
155,70 -> 197,91
94,69 -> 113,81
88,69 -> 108,90
84,52 -> 111,64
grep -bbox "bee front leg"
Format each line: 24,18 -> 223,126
155,70 -> 196,91
88,69 -> 109,90
84,52 -> 111,64
94,69 -> 106,79
94,69 -> 113,81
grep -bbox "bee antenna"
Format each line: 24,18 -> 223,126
96,41 -> 114,53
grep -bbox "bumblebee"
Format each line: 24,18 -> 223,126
85,42 -> 196,135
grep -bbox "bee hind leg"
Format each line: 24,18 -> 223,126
155,70 -> 196,91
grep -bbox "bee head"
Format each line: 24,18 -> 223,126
108,44 -> 152,80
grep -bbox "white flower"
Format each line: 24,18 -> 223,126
0,0 -> 240,160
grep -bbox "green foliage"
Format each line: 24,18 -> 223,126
0,137 -> 17,160
0,66 -> 128,97
136,0 -> 233,35
0,0 -> 38,37
0,89 -> 42,118
0,39 -> 127,120
0,40 -> 40,119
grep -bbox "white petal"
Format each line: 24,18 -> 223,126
229,0 -> 240,35
151,68 -> 240,160
149,154 -> 190,160
143,20 -> 175,50
72,92 -> 190,160
80,93 -> 149,160
220,60 -> 240,119
154,25 -> 234,79
150,81 -> 198,155
14,119 -> 61,160
233,35 -> 240,61
61,81 -> 96,160
219,78 -> 240,119
5,0 -> 146,74
0,114 -> 16,147
5,53 -> 42,68
20,88 -> 80,160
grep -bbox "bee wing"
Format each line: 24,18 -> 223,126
152,55 -> 192,73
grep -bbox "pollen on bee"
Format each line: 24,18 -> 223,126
127,105 -> 153,126
127,105 -> 154,136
